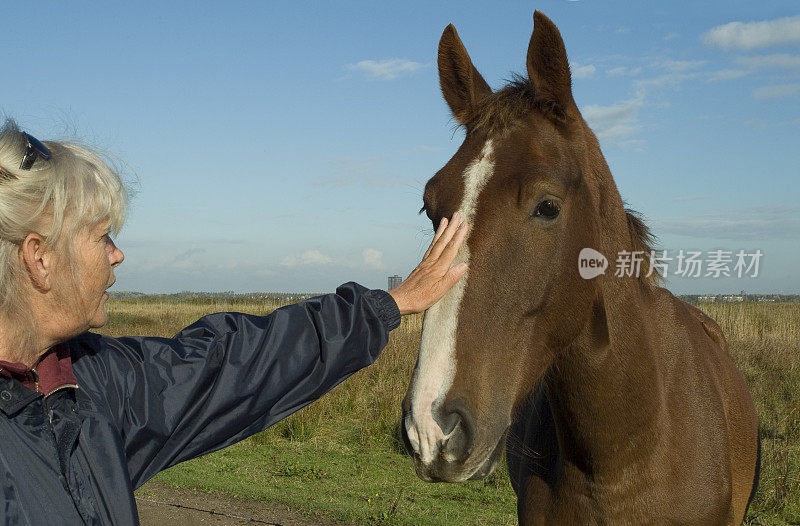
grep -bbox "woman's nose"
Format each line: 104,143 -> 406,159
109,239 -> 125,267
112,246 -> 125,267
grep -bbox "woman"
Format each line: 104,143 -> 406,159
0,120 -> 468,525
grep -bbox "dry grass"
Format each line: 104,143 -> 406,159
699,303 -> 800,523
102,298 -> 799,523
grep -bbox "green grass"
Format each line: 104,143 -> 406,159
97,299 -> 800,524
152,437 -> 517,525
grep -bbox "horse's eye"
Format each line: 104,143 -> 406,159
532,199 -> 561,220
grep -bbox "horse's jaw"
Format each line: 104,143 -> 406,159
467,431 -> 507,480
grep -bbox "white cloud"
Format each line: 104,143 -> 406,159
636,64 -> 747,85
752,83 -> 800,99
570,62 -> 596,79
281,250 -> 334,267
581,93 -> 645,148
654,206 -> 800,240
660,60 -> 708,73
606,66 -> 642,77
607,59 -> 715,91
173,247 -> 206,262
703,15 -> 800,50
742,119 -> 767,130
615,138 -> 646,151
664,32 -> 680,41
706,69 -> 749,82
736,53 -> 800,70
635,60 -> 706,89
362,249 -> 385,269
637,72 -> 699,88
582,97 -> 643,129
674,195 -> 712,202
346,58 -> 427,80
314,155 -> 412,188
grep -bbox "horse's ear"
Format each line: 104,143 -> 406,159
526,11 -> 574,119
438,24 -> 492,125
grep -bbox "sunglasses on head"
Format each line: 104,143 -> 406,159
19,133 -> 52,170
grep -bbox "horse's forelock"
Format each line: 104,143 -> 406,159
462,75 -> 571,134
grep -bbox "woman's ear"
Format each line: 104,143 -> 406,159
21,233 -> 54,292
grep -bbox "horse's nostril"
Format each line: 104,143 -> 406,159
436,400 -> 477,461
437,407 -> 462,437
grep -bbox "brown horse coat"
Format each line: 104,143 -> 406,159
401,11 -> 759,525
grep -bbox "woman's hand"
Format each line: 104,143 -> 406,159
388,212 -> 469,315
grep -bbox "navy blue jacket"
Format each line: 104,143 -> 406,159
0,283 -> 400,525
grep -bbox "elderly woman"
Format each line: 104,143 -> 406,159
0,120 -> 468,525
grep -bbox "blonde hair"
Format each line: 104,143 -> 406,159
0,119 -> 129,353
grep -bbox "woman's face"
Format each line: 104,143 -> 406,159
67,217 -> 125,330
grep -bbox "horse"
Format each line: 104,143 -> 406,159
400,11 -> 760,525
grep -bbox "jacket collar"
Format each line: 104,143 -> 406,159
0,345 -> 78,413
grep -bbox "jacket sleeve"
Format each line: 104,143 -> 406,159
73,282 -> 400,488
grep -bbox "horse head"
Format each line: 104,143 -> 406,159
401,11 -> 637,483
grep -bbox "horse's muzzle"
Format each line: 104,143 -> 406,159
401,399 -> 500,482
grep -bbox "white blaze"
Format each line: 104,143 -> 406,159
406,140 -> 495,465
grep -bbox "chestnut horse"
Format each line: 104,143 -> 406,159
401,11 -> 760,525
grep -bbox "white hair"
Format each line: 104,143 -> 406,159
0,119 -> 129,352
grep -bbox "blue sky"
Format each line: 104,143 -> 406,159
2,1 -> 798,293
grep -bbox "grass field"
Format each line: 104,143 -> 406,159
99,297 -> 800,525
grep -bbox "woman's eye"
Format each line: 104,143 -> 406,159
532,199 -> 561,220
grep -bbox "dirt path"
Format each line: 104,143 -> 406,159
136,482 -> 350,526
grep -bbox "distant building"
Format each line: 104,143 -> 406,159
722,295 -> 745,302
388,275 -> 403,290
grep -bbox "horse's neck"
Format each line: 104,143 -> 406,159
540,165 -> 666,479
545,281 -> 664,477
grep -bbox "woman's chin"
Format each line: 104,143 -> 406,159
88,307 -> 108,329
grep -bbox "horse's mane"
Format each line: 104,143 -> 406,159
625,207 -> 662,287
